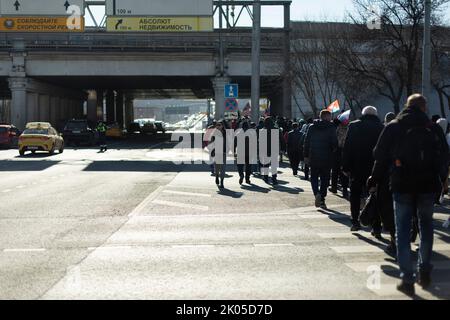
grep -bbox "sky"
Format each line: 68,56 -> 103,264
85,0 -> 450,28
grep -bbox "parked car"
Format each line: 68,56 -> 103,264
19,122 -> 64,156
63,119 -> 96,146
0,124 -> 20,148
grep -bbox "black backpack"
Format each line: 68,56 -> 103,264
393,123 -> 440,180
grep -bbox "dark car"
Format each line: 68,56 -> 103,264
0,124 -> 20,148
63,120 -> 96,146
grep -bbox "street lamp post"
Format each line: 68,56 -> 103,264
422,0 -> 432,109
251,0 -> 261,122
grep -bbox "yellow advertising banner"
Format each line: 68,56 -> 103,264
106,17 -> 213,32
0,17 -> 85,32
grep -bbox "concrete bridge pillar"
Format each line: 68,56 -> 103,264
105,90 -> 115,124
50,96 -> 60,126
212,76 -> 230,120
96,89 -> 105,122
115,91 -> 124,128
39,94 -> 50,122
124,95 -> 134,127
8,78 -> 28,130
87,90 -> 98,124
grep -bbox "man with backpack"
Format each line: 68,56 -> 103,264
368,94 -> 449,296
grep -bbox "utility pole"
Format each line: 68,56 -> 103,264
422,0 -> 431,110
251,0 -> 261,122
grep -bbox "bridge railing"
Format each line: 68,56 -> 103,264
0,30 -> 285,53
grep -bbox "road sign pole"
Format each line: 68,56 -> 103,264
422,0 -> 432,114
251,0 -> 261,122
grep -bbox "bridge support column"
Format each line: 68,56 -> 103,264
9,78 -> 28,130
96,89 -> 105,122
39,94 -> 50,122
106,90 -> 115,124
87,90 -> 97,124
115,91 -> 124,128
8,77 -> 86,130
212,76 -> 230,120
124,95 -> 134,128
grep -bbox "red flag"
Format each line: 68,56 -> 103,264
327,100 -> 340,113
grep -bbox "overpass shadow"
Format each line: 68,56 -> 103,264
0,160 -> 60,171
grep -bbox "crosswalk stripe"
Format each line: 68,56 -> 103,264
318,232 -> 373,239
330,245 -> 384,253
254,243 -> 295,247
162,190 -> 211,197
3,248 -> 46,253
152,200 -> 209,211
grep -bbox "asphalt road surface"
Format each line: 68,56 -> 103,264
0,134 -> 449,300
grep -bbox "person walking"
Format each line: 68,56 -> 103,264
96,121 -> 107,152
330,118 -> 349,198
368,94 -> 449,296
303,110 -> 338,209
235,121 -> 253,185
342,106 -> 384,233
299,119 -> 313,180
377,112 -> 397,255
211,120 -> 228,189
259,116 -> 279,185
287,123 -> 302,176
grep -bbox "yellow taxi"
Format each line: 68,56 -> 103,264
19,122 -> 64,156
106,123 -> 127,139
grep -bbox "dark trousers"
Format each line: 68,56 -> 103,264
304,164 -> 310,179
350,176 -> 368,224
288,152 -> 301,175
331,150 -> 348,191
99,132 -> 106,146
377,180 -> 395,238
237,163 -> 252,180
311,167 -> 331,199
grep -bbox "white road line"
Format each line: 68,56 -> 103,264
128,186 -> 165,217
330,245 -> 384,254
152,200 -> 209,211
171,244 -> 215,249
254,243 -> 295,247
15,185 -> 24,189
318,232 -> 373,239
345,261 -> 450,273
88,245 -> 133,251
3,248 -> 46,253
162,190 -> 211,198
2,189 -> 12,193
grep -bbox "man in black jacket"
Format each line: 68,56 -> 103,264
287,123 -> 302,176
304,110 -> 338,209
368,94 -> 449,296
342,106 -> 384,232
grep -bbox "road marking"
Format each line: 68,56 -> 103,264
15,185 -> 24,189
254,243 -> 295,247
3,248 -> 46,253
330,245 -> 384,253
318,232 -> 373,239
152,200 -> 209,211
2,189 -> 12,193
87,245 -> 133,251
162,190 -> 211,198
297,214 -> 348,220
345,260 -> 450,272
171,244 -> 215,249
128,186 -> 165,217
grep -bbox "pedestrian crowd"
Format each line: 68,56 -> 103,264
205,93 -> 450,296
